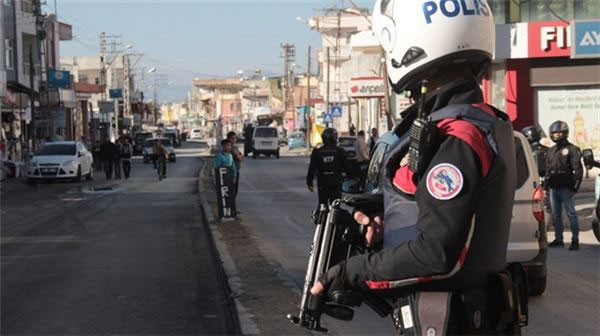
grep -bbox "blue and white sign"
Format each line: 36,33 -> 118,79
48,69 -> 70,88
571,20 -> 600,59
323,113 -> 333,123
330,105 -> 343,117
109,89 -> 123,99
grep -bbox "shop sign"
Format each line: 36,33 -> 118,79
348,77 -> 385,98
528,21 -> 571,58
571,20 -> 600,59
48,69 -> 71,88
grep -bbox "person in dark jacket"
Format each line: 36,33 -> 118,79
113,137 -> 122,179
120,137 -> 134,179
92,140 -> 102,172
545,121 -> 583,250
310,0 -> 519,333
306,128 -> 353,206
522,125 -> 549,177
99,138 -> 115,180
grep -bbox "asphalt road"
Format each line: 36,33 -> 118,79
1,142 -> 235,335
236,155 -> 600,335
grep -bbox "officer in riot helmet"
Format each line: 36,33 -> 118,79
306,128 -> 353,206
310,0 -> 521,334
522,125 -> 549,177
545,121 -> 583,250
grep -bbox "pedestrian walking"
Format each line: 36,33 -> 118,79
306,128 -> 352,206
354,130 -> 370,185
545,121 -> 583,250
92,140 -> 102,172
227,131 -> 243,197
113,139 -> 122,179
99,137 -> 115,180
120,138 -> 134,179
367,127 -> 379,153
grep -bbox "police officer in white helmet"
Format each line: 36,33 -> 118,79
310,0 -> 522,334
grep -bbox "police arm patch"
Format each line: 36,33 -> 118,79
426,163 -> 464,200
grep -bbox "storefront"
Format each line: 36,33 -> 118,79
488,20 -> 600,151
348,77 -> 386,134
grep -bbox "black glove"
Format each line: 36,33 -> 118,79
318,261 -> 348,296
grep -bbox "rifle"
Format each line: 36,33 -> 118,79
287,193 -> 393,332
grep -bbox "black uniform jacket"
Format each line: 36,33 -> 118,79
344,79 -> 517,293
545,141 -> 583,192
307,145 -> 353,188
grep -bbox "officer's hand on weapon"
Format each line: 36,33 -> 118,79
308,185 -> 314,192
310,212 -> 383,296
354,211 -> 384,248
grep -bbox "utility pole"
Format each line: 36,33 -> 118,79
325,46 -> 330,127
280,43 -> 295,128
306,45 -> 311,148
123,54 -> 130,131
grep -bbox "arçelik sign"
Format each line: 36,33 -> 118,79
348,77 -> 385,98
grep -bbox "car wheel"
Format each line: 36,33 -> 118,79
528,274 -> 547,296
252,152 -> 257,159
276,150 -> 280,159
73,166 -> 82,183
86,165 -> 94,181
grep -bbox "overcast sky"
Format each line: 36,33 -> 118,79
55,0 -> 373,102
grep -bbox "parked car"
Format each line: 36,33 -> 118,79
134,131 -> 153,155
26,141 -> 94,184
142,138 -> 176,163
252,126 -> 280,159
338,136 -> 357,162
356,130 -> 547,296
288,132 -> 308,150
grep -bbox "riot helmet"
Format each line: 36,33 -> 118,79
521,126 -> 543,144
549,121 -> 569,143
321,128 -> 338,146
373,0 -> 495,93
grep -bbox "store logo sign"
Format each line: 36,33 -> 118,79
571,20 -> 600,59
528,21 -> 571,58
348,77 -> 385,98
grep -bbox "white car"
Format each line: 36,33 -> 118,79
189,129 -> 203,140
361,131 -> 548,296
26,141 -> 94,184
252,126 -> 280,159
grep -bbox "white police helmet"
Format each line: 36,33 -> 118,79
373,0 -> 495,92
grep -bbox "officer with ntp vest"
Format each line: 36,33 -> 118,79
306,128 -> 353,206
309,0 -> 524,334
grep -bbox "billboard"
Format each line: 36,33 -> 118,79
537,87 -> 600,152
348,77 -> 385,98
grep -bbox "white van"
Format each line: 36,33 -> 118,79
252,126 -> 280,159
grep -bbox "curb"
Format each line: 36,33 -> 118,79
198,160 -> 259,335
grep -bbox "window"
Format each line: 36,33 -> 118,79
488,0 -> 509,23
21,0 -> 34,13
5,39 -> 13,70
516,0 -> 600,22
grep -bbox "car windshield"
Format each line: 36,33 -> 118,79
338,138 -> 355,146
290,133 -> 304,139
36,144 -> 77,156
255,128 -> 277,137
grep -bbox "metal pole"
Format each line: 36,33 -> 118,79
29,46 -> 36,150
306,46 -> 311,148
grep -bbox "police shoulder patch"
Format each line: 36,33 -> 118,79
426,163 -> 464,200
